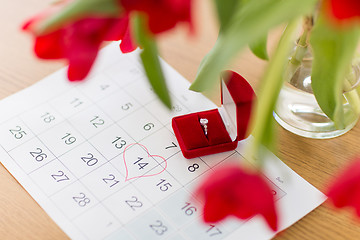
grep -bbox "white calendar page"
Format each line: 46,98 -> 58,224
0,42 -> 325,240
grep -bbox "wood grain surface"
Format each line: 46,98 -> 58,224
1,0 -> 360,239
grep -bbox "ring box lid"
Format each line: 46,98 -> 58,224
219,71 -> 255,141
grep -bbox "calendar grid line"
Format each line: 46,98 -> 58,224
233,149 -> 288,201
199,151 -> 238,170
4,119 -> 50,174
46,104 -> 130,221
125,204 -> 187,240
46,75 -> 185,239
0,82 -> 73,127
103,67 -> 145,89
156,195 -> 200,233
12,117 -> 86,197
39,92 -> 132,238
0,137 -> 91,240
152,185 -> 225,240
17,117 -> 110,240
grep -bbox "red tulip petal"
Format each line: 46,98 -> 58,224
327,160 -> 360,208
327,159 -> 360,220
195,165 -> 278,231
67,53 -> 97,81
33,30 -> 64,59
203,191 -> 232,222
120,0 -> 192,34
24,9 -> 138,81
120,26 -> 137,53
22,19 -> 34,31
66,41 -> 99,81
329,0 -> 360,20
349,188 -> 360,217
103,18 -> 128,41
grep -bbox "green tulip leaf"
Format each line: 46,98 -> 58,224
310,14 -> 360,128
214,0 -> 241,32
249,34 -> 269,60
190,0 -> 317,92
133,14 -> 172,109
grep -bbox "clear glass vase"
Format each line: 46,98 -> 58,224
274,47 -> 360,139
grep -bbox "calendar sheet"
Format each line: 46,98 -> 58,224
0,42 -> 325,240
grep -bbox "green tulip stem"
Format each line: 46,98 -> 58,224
343,78 -> 360,116
285,16 -> 312,83
246,19 -> 300,166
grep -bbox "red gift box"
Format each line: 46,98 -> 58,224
172,70 -> 255,159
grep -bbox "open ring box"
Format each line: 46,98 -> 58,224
172,70 -> 256,159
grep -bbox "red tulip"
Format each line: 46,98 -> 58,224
195,165 -> 278,231
327,158 -> 360,217
23,8 -> 136,81
327,0 -> 360,21
119,0 -> 192,34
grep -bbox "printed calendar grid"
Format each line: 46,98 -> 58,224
0,57 -> 229,239
0,44 -> 324,240
0,66 -> 287,239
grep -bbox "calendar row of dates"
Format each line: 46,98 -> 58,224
70,186 -> 239,240
0,92 -> 188,153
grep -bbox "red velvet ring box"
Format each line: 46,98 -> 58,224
172,70 -> 255,159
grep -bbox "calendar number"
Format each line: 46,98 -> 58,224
181,202 -> 197,216
70,98 -> 83,108
172,105 -> 182,112
125,196 -> 143,211
90,116 -> 105,128
143,123 -> 154,131
134,157 -> 148,170
73,193 -> 90,207
165,142 -> 177,149
206,225 -> 222,237
149,220 -> 168,236
188,163 -> 200,172
112,136 -> 126,149
41,112 -> 55,123
62,133 -> 76,145
81,153 -> 98,166
9,126 -> 26,139
102,174 -> 120,187
121,102 -> 133,111
51,170 -> 70,182
29,148 -> 47,162
156,179 -> 172,192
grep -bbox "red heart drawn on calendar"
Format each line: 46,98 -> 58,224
123,143 -> 167,181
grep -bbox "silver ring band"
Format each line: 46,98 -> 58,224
199,118 -> 208,136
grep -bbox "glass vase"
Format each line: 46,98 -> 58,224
274,47 -> 360,139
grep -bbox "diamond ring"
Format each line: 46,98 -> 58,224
199,118 -> 208,136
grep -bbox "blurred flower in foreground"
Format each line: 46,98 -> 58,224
23,0 -> 193,107
327,158 -> 360,217
327,0 -> 360,21
120,0 -> 192,34
195,165 -> 278,231
22,1 -> 136,81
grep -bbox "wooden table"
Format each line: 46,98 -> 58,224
1,0 -> 360,239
